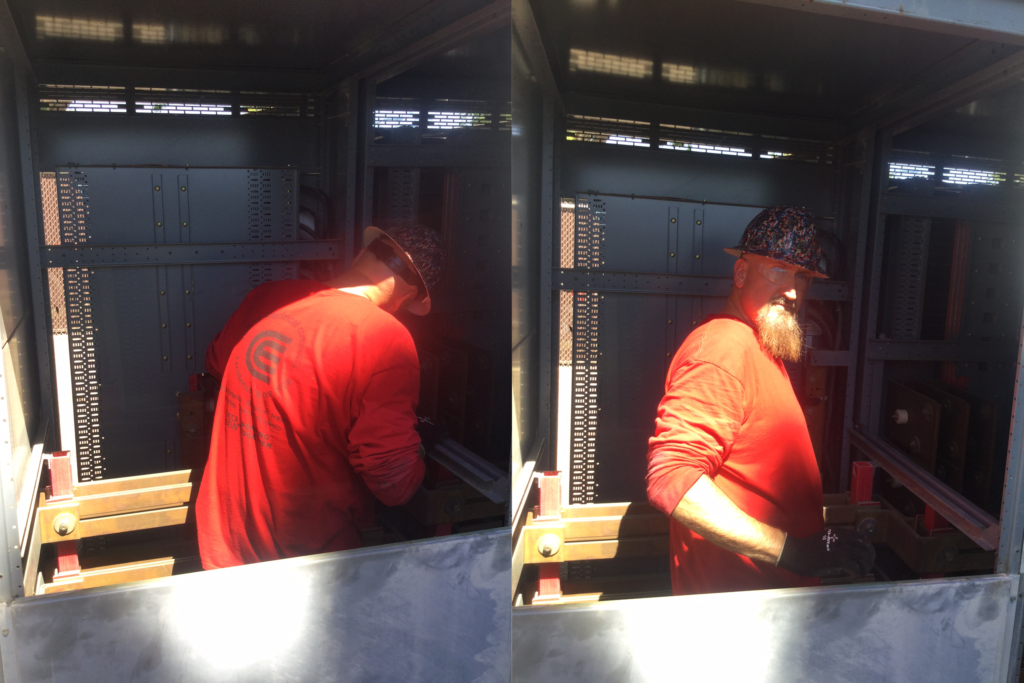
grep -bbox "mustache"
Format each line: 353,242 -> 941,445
769,296 -> 797,313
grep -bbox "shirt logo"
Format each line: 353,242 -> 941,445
245,330 -> 292,383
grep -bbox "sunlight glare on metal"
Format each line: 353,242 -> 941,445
36,15 -> 123,41
569,48 -> 652,78
171,565 -> 312,670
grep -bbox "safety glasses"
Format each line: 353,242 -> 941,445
745,257 -> 813,290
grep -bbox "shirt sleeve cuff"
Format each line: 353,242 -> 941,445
647,465 -> 706,517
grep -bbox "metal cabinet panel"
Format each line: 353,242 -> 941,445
513,575 -> 1018,683
3,528 -> 511,683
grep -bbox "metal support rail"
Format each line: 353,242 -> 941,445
553,268 -> 851,301
849,428 -> 1000,550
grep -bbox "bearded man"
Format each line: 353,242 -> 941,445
646,205 -> 874,595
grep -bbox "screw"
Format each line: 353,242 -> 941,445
154,186 -> 160,191
695,254 -> 701,259
161,324 -> 166,329
186,323 -> 191,328
696,220 -> 702,226
156,222 -> 162,227
667,320 -> 673,324
670,252 -> 676,258
162,356 -> 168,361
160,290 -> 165,295
187,355 -> 193,360
181,186 -> 186,192
670,217 -> 676,224
185,290 -> 190,295
182,222 -> 188,227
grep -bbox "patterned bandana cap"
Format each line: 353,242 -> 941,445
724,205 -> 828,278
381,224 -> 446,291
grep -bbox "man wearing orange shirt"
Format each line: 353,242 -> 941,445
197,224 -> 444,569
647,206 -> 874,594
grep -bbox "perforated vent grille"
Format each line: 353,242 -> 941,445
428,111 -> 490,129
759,134 -> 834,164
660,124 -> 752,157
57,170 -> 102,480
240,92 -> 317,117
890,162 -> 935,180
559,199 -> 576,367
566,115 -> 650,148
40,84 -> 319,117
891,216 -> 931,340
375,110 -> 419,128
39,84 -> 126,113
944,167 -> 1004,186
40,173 -> 67,333
569,196 -> 604,505
136,88 -> 231,115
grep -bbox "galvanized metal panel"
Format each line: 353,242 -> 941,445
513,576 -> 1019,683
4,529 -> 510,683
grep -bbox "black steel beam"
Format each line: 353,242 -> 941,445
512,0 -> 563,115
865,339 -> 1019,362
845,42 -> 1024,136
554,269 -> 851,302
368,144 -> 507,167
563,92 -> 845,142
43,241 -> 339,267
31,61 -> 327,93
338,0 -> 511,84
880,191 -> 1024,223
809,350 -> 852,367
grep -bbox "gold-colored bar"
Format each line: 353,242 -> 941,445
40,506 -> 188,544
71,470 -> 192,497
44,483 -> 193,519
562,535 -> 669,562
40,555 -> 202,594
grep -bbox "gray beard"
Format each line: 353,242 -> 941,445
755,302 -> 804,362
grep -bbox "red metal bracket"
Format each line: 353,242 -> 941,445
533,472 -> 563,603
850,461 -> 876,505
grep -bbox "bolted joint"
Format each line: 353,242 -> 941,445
537,533 -> 561,558
53,512 -> 77,537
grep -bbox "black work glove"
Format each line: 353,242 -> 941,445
414,416 -> 447,452
777,527 -> 876,578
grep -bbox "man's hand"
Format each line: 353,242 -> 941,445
777,528 -> 876,578
414,416 -> 447,452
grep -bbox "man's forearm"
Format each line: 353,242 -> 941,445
670,474 -> 786,564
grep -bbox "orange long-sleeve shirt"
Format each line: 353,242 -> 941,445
197,281 -> 424,569
647,315 -> 823,594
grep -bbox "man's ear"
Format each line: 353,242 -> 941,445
733,257 -> 748,289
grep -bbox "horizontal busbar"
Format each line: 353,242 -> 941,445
555,269 -> 851,301
865,339 -> 1019,362
44,241 -> 339,267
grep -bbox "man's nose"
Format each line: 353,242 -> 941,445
783,288 -> 797,300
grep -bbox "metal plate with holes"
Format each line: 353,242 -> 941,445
513,575 -> 1018,683
885,381 -> 941,474
2,529 -> 510,683
54,167 -> 299,480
